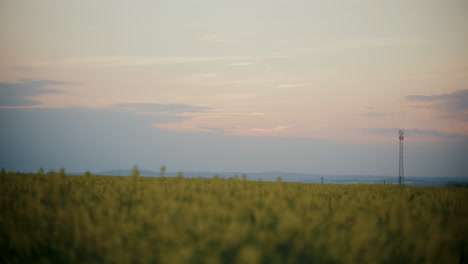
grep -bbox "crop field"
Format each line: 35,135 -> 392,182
1,171 -> 467,264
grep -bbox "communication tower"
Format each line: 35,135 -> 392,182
398,129 -> 404,185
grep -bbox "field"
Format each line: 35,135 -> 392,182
1,171 -> 467,263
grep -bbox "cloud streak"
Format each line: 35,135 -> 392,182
277,82 -> 313,88
406,73 -> 468,80
230,62 -> 255,66
405,90 -> 468,122
363,112 -> 389,117
405,90 -> 467,104
113,103 -> 211,114
221,125 -> 293,137
364,128 -> 468,141
0,79 -> 71,107
27,55 -> 289,68
329,36 -> 428,50
231,80 -> 271,84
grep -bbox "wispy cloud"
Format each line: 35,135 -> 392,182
27,55 -> 288,68
405,90 -> 467,103
231,79 -> 272,84
152,109 -> 289,137
406,73 -> 468,80
230,62 -> 255,66
249,112 -> 265,116
223,125 -> 293,136
153,122 -> 213,133
114,103 -> 211,114
192,73 -> 218,78
278,82 -> 313,88
363,112 -> 389,117
112,103 -> 212,130
407,129 -> 468,140
0,79 -> 72,107
405,90 -> 468,122
329,36 -> 428,50
364,128 -> 468,140
363,128 -> 404,136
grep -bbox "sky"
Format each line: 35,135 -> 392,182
0,0 -> 467,177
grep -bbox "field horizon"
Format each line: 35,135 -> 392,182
5,167 -> 466,187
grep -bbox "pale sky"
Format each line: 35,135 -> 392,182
1,0 -> 467,176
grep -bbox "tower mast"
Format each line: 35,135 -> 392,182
399,129 -> 404,185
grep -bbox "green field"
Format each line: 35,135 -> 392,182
1,171 -> 467,263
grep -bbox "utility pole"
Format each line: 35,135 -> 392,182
399,129 -> 405,185
321,177 -> 323,184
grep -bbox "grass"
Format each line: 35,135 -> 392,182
1,171 -> 467,263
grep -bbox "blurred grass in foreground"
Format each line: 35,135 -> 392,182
0,171 -> 467,263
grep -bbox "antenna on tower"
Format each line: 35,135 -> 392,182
398,129 -> 404,185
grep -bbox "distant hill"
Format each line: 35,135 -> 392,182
96,169 -> 468,187
99,169 -> 161,177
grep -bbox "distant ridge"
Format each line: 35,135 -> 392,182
96,169 -> 468,187
99,169 -> 161,177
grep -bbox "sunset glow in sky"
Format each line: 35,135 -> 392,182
1,0 -> 467,176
